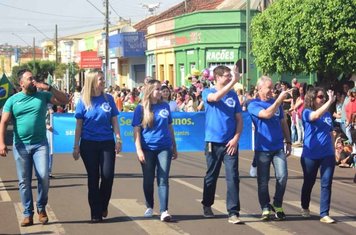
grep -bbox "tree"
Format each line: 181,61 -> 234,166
11,60 -> 55,82
11,61 -> 79,91
251,0 -> 356,83
54,63 -> 67,79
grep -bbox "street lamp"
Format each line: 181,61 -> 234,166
26,23 -> 59,64
11,33 -> 31,47
11,33 -> 32,66
12,32 -> 36,68
26,23 -> 50,39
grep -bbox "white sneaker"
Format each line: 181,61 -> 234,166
249,165 -> 257,177
144,208 -> 153,217
160,210 -> 172,222
320,215 -> 335,224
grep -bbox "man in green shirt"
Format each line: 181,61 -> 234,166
0,69 -> 68,227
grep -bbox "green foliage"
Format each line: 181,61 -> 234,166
54,63 -> 67,78
35,61 -> 55,81
251,0 -> 356,77
10,61 -> 79,91
10,64 -> 29,88
11,60 -> 55,82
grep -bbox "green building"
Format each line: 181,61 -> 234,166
174,10 -> 259,89
146,9 -> 316,90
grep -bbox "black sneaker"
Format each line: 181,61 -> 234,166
203,206 -> 214,218
271,205 -> 286,221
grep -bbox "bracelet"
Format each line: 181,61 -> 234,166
116,138 -> 122,144
43,82 -> 52,92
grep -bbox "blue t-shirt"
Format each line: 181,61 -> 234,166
248,98 -> 284,151
132,102 -> 173,150
202,88 -> 242,143
75,94 -> 119,141
301,109 -> 334,159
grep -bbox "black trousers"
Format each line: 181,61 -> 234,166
80,139 -> 116,219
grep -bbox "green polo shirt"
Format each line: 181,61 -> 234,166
3,91 -> 52,144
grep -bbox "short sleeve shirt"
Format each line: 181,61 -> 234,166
248,98 -> 284,151
3,91 -> 52,144
75,94 -> 119,141
301,109 -> 334,159
132,102 -> 173,150
202,88 -> 242,143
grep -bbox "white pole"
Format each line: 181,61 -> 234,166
66,68 -> 69,93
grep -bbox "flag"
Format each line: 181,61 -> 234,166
0,73 -> 13,108
47,72 -> 53,85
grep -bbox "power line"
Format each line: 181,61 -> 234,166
11,33 -> 31,47
0,2 -> 102,19
109,3 -> 120,18
85,0 -> 105,16
1,16 -> 104,23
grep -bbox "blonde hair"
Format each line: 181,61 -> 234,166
81,71 -> 104,109
141,79 -> 161,128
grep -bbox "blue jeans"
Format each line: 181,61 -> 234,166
80,139 -> 116,219
300,156 -> 335,217
141,148 -> 172,213
340,122 -> 352,144
13,140 -> 49,217
202,142 -> 240,216
46,130 -> 53,175
291,122 -> 297,143
255,149 -> 288,210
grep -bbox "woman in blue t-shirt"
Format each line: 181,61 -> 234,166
300,87 -> 336,224
73,70 -> 122,223
132,79 -> 178,222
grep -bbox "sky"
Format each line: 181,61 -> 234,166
0,0 -> 183,46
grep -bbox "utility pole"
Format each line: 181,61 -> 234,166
105,0 -> 110,86
55,24 -> 58,64
246,0 -> 250,90
32,37 -> 36,73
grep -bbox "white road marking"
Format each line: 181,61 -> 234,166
171,178 -> 219,198
110,199 -> 189,235
284,200 -> 356,228
172,177 -> 292,234
239,155 -> 356,188
14,202 -> 65,234
196,199 -> 292,235
0,177 -> 11,202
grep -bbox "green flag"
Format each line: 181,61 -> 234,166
0,73 -> 13,108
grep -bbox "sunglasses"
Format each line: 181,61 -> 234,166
317,95 -> 325,99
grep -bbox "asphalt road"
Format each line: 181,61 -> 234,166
1,143 -> 355,234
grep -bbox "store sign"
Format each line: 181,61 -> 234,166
157,35 -> 173,48
80,51 -> 102,69
97,39 -> 105,57
206,49 -> 235,62
123,32 -> 146,57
